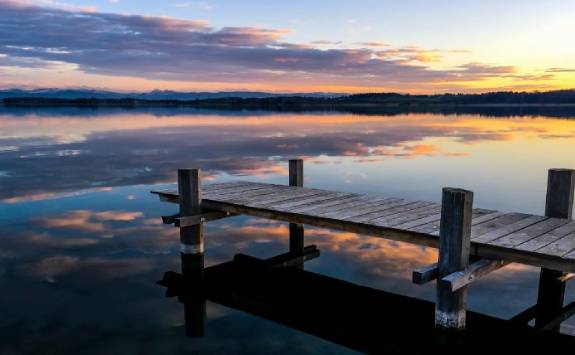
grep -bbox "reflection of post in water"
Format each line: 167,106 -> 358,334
288,159 -> 305,270
178,168 -> 206,338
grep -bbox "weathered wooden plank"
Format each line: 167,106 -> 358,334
204,182 -> 274,198
470,211 -> 507,225
156,181 -> 278,201
217,185 -> 296,204
412,263 -> 438,284
317,197 -> 404,220
473,215 -> 548,244
346,199 -> 417,223
152,189 -> 179,203
310,196 -> 392,218
473,242 -> 575,273
272,191 -> 346,210
487,218 -> 569,248
561,239 -> 575,259
282,193 -> 360,213
176,211 -> 234,227
350,200 -> 423,223
245,188 -> 328,208
409,210 -> 502,235
520,222 -> 575,253
202,181 -> 254,194
162,213 -> 180,224
252,187 -> 338,208
296,194 -> 370,215
439,259 -> 508,292
382,205 -> 443,228
371,202 -> 438,227
535,226 -> 575,257
156,183 -> 273,203
394,212 -> 441,230
203,187 -> 282,205
289,194 -> 364,214
469,213 -> 532,240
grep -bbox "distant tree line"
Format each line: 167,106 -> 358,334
3,90 -> 575,108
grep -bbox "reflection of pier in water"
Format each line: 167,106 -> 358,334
158,244 -> 575,353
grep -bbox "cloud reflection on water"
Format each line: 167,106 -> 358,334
1,111 -> 574,202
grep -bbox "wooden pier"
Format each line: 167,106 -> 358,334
152,160 -> 575,331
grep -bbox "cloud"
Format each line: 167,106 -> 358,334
0,0 -> 549,89
34,210 -> 144,231
19,255 -> 156,280
546,67 -> 575,73
174,1 -> 214,10
354,41 -> 389,48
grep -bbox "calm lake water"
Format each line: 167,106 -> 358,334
1,107 -> 575,354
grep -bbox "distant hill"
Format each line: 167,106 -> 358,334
2,89 -> 575,104
0,88 -> 342,100
3,91 -> 575,118
2,89 -> 575,120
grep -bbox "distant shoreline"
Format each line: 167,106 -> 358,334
3,97 -> 575,119
3,97 -> 575,108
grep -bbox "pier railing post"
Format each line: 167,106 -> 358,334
535,168 -> 575,330
178,168 -> 206,337
435,187 -> 473,330
289,159 -> 305,269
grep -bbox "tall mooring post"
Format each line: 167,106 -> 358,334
535,168 -> 575,330
435,187 -> 474,330
178,168 -> 206,337
289,159 -> 305,269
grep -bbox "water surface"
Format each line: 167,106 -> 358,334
1,108 -> 575,354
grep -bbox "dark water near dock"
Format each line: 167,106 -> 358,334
1,107 -> 575,354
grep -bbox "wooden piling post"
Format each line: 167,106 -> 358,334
536,168 -> 575,330
289,159 -> 305,269
178,168 -> 204,257
289,159 -> 304,188
435,187 -> 473,330
178,168 -> 206,336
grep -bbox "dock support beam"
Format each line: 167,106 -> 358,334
178,168 -> 206,337
435,188 -> 473,330
289,159 -> 305,269
536,168 -> 575,331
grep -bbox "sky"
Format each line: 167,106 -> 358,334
0,0 -> 574,93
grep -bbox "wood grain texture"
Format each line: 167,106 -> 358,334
177,169 -> 204,253
518,221 -> 575,253
435,188 -> 473,329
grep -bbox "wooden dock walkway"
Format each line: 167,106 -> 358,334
152,160 -> 575,331
154,180 -> 575,272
